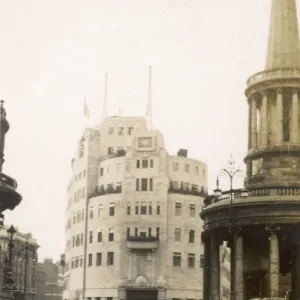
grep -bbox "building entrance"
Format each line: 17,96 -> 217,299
126,289 -> 158,300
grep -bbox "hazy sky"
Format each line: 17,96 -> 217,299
0,0 -> 286,260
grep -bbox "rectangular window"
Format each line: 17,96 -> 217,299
107,252 -> 114,265
108,229 -> 114,241
96,253 -> 102,266
173,252 -> 181,267
189,230 -> 195,243
188,253 -> 195,268
173,162 -> 179,171
142,159 -> 148,168
100,168 -> 104,176
141,178 -> 148,191
200,254 -> 204,268
195,166 -> 199,174
174,228 -> 181,242
108,127 -> 114,135
191,184 -> 198,192
127,228 -> 130,237
136,160 -> 140,168
149,178 -> 153,191
127,205 -> 131,215
109,204 -> 115,216
148,202 -> 152,215
141,202 -> 147,215
150,159 -> 154,168
88,254 -> 92,267
157,202 -> 160,215
118,127 -> 124,135
156,227 -> 160,239
140,231 -> 146,237
175,203 -> 182,216
148,227 -> 152,237
97,231 -> 102,242
108,147 -> 113,155
171,181 -> 178,189
183,182 -> 189,190
135,202 -> 139,215
89,231 -> 93,244
135,228 -> 138,237
190,204 -> 196,217
89,207 -> 94,219
185,164 -> 190,172
80,257 -> 83,267
80,233 -> 84,245
136,178 -> 140,191
98,204 -> 103,217
128,127 -> 134,135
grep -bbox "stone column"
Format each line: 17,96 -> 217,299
276,88 -> 283,144
210,231 -> 220,300
291,88 -> 299,144
265,225 -> 280,298
202,232 -> 211,300
294,245 -> 300,300
251,97 -> 257,149
234,229 -> 244,300
260,92 -> 268,147
229,240 -> 235,300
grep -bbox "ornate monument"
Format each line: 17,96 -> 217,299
201,0 -> 300,299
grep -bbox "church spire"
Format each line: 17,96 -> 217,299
265,0 -> 300,69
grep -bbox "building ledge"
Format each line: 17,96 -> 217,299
126,236 -> 159,251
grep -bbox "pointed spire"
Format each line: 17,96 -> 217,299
102,73 -> 108,120
265,0 -> 300,69
146,66 -> 153,129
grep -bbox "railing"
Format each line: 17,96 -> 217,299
99,149 -> 127,162
89,185 -> 122,198
168,184 -> 208,197
204,187 -> 300,207
247,67 -> 300,86
126,236 -> 159,242
0,173 -> 17,190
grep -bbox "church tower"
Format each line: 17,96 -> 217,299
201,1 -> 300,299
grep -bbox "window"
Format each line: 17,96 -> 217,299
127,204 -> 131,215
109,204 -> 115,216
98,204 -> 103,217
174,228 -> 181,242
96,253 -> 102,266
107,252 -> 114,265
185,164 -> 190,172
188,253 -> 195,268
136,160 -> 140,168
173,252 -> 181,267
156,227 -> 160,239
150,159 -> 154,168
141,178 -> 148,191
195,166 -> 199,174
189,230 -> 195,243
140,230 -> 147,237
200,255 -> 204,268
128,127 -> 134,135
88,254 -> 92,267
107,166 -> 111,174
136,178 -> 140,191
89,231 -> 93,244
80,256 -> 83,267
175,203 -> 182,216
118,127 -> 124,135
142,159 -> 148,168
80,233 -> 84,245
183,182 -> 189,190
141,202 -> 147,215
100,168 -> 104,176
157,202 -> 160,215
108,147 -> 113,155
173,162 -> 179,171
108,127 -> 114,135
148,202 -> 152,215
127,228 -> 130,237
148,227 -> 152,237
135,202 -> 139,215
191,184 -> 198,192
108,229 -> 114,241
81,210 -> 84,221
149,178 -> 153,191
171,181 -> 178,189
134,228 -> 138,237
190,204 -> 196,217
97,231 -> 102,242
89,207 -> 94,219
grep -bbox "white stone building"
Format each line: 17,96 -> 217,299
62,116 -> 208,300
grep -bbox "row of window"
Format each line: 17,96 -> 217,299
136,159 -> 154,169
175,229 -> 195,243
136,178 -> 153,191
72,233 -> 84,247
74,170 -> 86,182
89,203 -> 115,219
127,201 -> 160,215
173,252 -> 204,268
108,126 -> 134,136
73,187 -> 85,203
99,163 -> 122,176
73,210 -> 84,225
170,181 -> 203,193
172,162 -> 205,177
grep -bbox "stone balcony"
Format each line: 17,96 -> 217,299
126,236 -> 159,251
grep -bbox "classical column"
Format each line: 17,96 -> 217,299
260,92 -> 268,147
265,224 -> 280,298
210,231 -> 220,300
276,88 -> 283,144
202,232 -> 211,300
291,88 -> 299,144
229,239 -> 235,300
251,97 -> 257,149
234,229 -> 244,300
294,245 -> 300,300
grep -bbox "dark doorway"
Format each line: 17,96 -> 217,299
126,289 -> 158,300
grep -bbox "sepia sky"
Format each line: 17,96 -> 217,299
0,0 -> 287,260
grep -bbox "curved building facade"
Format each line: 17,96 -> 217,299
62,116 -> 208,300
